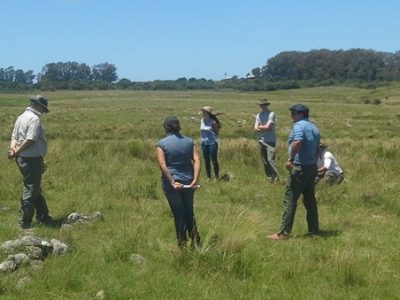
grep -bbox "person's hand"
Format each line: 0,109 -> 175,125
7,149 -> 15,160
189,180 -> 200,190
171,181 -> 184,190
285,159 -> 293,170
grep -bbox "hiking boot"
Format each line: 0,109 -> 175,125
267,232 -> 289,240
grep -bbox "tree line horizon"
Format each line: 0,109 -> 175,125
1,48 -> 400,92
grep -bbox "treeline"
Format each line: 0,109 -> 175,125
262,49 -> 400,82
2,49 -> 400,92
0,62 -> 118,91
222,49 -> 400,91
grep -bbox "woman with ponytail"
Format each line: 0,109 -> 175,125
200,106 -> 221,180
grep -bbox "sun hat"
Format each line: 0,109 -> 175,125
258,98 -> 270,105
201,106 -> 214,114
30,95 -> 49,113
201,106 -> 221,116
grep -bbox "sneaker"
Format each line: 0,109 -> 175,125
267,232 -> 289,240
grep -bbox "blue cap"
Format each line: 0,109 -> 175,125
289,104 -> 309,113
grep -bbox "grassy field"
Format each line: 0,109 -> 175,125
1,86 -> 399,299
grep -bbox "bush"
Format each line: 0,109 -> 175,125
372,98 -> 382,105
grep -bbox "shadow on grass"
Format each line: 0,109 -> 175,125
303,229 -> 341,239
36,214 -> 70,229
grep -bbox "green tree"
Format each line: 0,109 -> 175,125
92,63 -> 118,82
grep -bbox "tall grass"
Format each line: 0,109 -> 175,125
1,87 -> 399,299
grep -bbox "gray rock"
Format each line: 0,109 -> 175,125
8,253 -> 30,266
25,246 -> 44,260
20,236 -> 52,249
130,253 -> 145,265
0,260 -> 17,274
19,236 -> 53,256
95,290 -> 105,299
64,212 -> 90,225
63,211 -> 103,227
50,239 -> 69,255
0,239 -> 22,252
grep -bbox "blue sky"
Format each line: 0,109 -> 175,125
1,0 -> 400,81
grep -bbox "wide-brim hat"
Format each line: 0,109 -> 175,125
30,95 -> 49,113
258,98 -> 270,106
201,106 -> 221,116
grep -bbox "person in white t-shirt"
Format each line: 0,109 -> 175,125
316,143 -> 344,184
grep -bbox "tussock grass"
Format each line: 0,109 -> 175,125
1,87 -> 400,299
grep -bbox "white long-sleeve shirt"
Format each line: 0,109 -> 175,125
318,149 -> 343,174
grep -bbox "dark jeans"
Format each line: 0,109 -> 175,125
201,143 -> 219,179
16,156 -> 49,226
259,141 -> 279,181
163,184 -> 199,246
279,164 -> 319,235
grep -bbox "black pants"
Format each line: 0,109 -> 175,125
163,184 -> 199,246
201,143 -> 219,179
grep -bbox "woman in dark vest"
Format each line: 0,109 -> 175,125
156,116 -> 201,247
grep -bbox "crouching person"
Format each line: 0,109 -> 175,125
317,143 -> 344,185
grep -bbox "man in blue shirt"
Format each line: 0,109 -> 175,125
268,104 -> 320,240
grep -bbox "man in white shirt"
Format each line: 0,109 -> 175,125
317,143 -> 344,184
8,95 -> 52,229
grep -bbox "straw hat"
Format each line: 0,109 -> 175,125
201,106 -> 221,116
258,98 -> 270,106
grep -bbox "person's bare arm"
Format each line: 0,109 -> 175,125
8,139 -> 35,159
257,121 -> 274,131
190,146 -> 201,188
285,140 -> 301,170
156,146 -> 183,190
